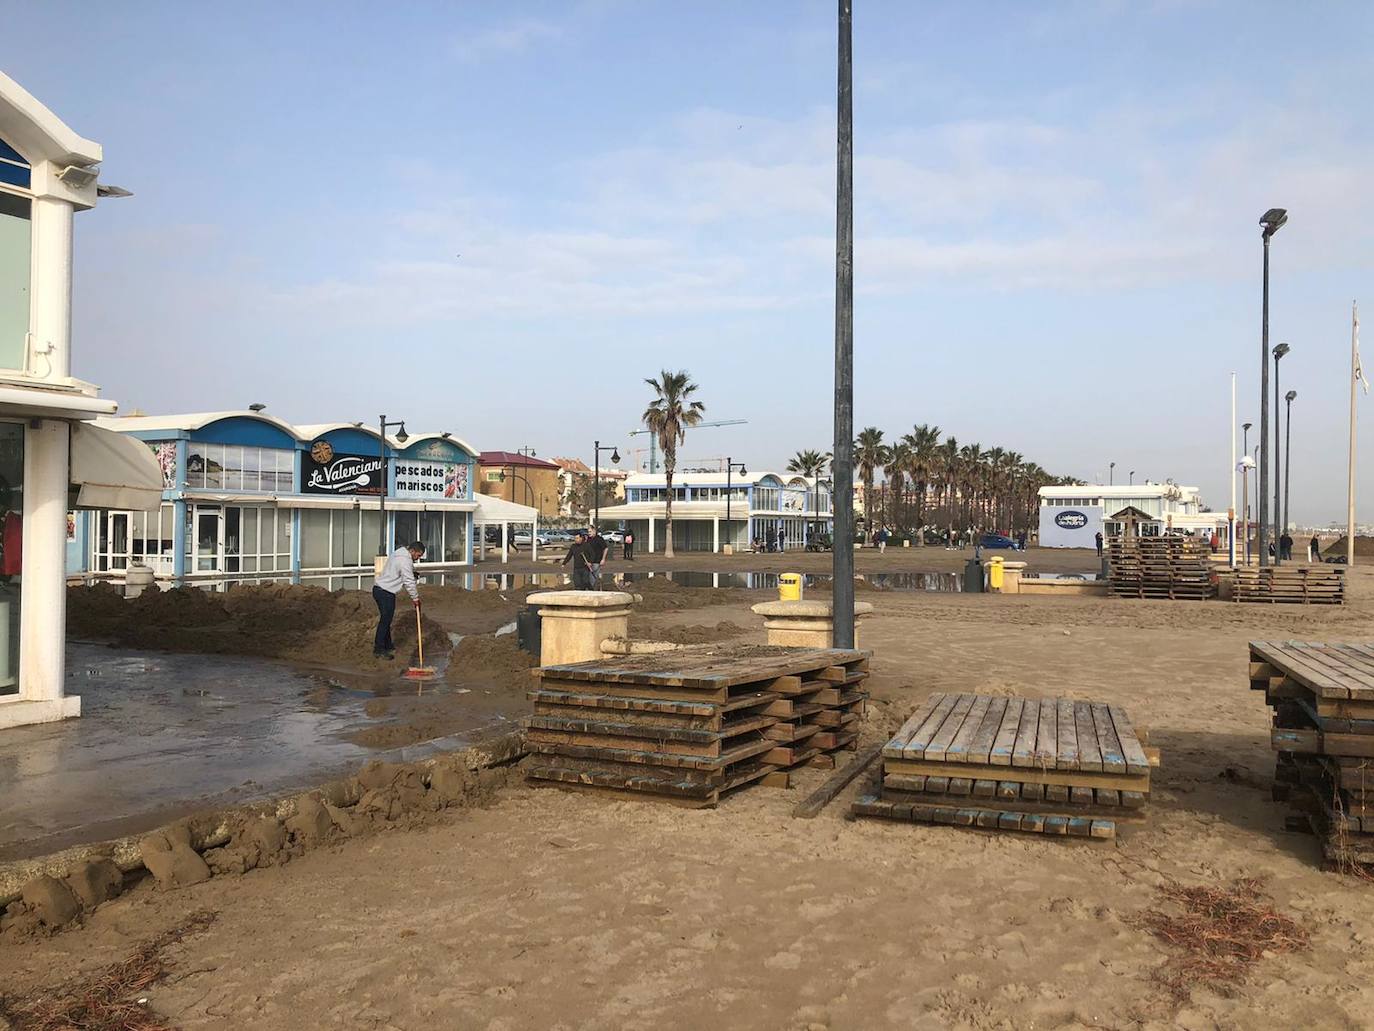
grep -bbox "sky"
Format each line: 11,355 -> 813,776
5,0 -> 1374,525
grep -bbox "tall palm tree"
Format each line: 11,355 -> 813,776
883,441 -> 911,529
643,370 -> 705,558
939,435 -> 959,535
854,427 -> 889,531
787,449 -> 831,536
900,423 -> 942,539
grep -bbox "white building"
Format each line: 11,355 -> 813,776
1037,482 -> 1224,548
596,471 -> 832,553
1,74 -> 161,728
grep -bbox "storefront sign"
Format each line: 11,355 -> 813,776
1055,510 -> 1088,530
394,460 -> 469,499
302,441 -> 385,495
149,442 -> 177,489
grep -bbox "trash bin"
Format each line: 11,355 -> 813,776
779,573 -> 803,601
987,556 -> 1005,591
963,558 -> 984,593
516,604 -> 542,658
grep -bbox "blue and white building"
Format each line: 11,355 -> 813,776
597,471 -> 832,552
1037,482 -> 1220,548
70,410 -> 536,589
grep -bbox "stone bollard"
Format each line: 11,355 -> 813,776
1001,560 -> 1026,595
750,599 -> 875,649
527,590 -> 634,667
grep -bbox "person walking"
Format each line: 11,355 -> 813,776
1095,531 -> 1104,558
372,540 -> 425,659
623,529 -> 634,561
586,526 -> 609,587
1280,531 -> 1293,561
1209,531 -> 1219,554
562,531 -> 594,589
877,527 -> 888,553
1310,534 -> 1321,562
778,526 -> 787,552
766,527 -> 777,553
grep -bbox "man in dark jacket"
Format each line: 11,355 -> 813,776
562,532 -> 594,589
586,527 -> 609,587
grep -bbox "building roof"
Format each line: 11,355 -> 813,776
97,410 -> 302,439
479,451 -> 560,470
625,470 -> 822,488
398,432 -> 479,459
550,457 -> 591,475
1037,483 -> 1199,498
0,71 -> 101,167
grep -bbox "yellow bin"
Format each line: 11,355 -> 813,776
779,573 -> 803,601
987,556 -> 1005,591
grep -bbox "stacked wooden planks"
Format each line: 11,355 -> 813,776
1107,535 -> 1215,600
1234,567 -> 1345,605
853,692 -> 1156,839
525,644 -> 870,807
1252,640 -> 1374,868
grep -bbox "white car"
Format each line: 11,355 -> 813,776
600,530 -> 625,544
512,532 -> 550,546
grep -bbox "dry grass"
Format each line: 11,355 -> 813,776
1136,878 -> 1309,1000
0,910 -> 216,1031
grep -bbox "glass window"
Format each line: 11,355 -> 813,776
0,194 -> 30,372
360,510 -> 381,560
342,508 -> 360,566
443,511 -> 466,562
204,444 -> 224,489
241,448 -> 261,492
301,510 -> 331,568
394,512 -> 418,549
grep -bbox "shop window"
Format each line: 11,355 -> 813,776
0,423 -> 21,694
186,444 -> 293,492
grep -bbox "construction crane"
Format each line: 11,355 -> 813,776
628,420 -> 748,473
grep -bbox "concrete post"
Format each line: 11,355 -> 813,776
713,517 -> 719,554
7,420 -> 79,726
27,197 -> 74,380
648,517 -> 656,555
528,590 -> 634,666
750,598 -> 874,649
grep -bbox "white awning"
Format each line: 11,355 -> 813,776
472,494 -> 538,524
288,496 -> 361,510
69,422 -> 164,510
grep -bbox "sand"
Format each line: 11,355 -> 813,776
15,567 -> 1374,1027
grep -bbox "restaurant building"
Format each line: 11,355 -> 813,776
1,74 -> 164,728
75,411 -> 501,589
595,471 -> 832,553
1037,482 -> 1223,547
477,451 -> 562,520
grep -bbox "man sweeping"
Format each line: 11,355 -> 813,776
373,540 -> 425,659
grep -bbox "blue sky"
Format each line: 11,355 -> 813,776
6,0 -> 1374,524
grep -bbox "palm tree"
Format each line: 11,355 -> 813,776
643,370 -> 705,558
787,449 -> 831,538
883,441 -> 911,529
938,435 -> 959,536
900,423 -> 942,540
854,427 -> 890,533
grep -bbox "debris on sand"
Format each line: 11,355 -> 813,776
446,633 -> 535,693
0,910 -> 217,1030
1134,878 -> 1310,1000
628,577 -> 751,613
626,619 -> 749,645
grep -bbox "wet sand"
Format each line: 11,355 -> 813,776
6,567 -> 1374,1027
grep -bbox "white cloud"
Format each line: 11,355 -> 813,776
451,18 -> 562,62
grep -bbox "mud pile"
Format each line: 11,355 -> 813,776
1319,536 -> 1374,559
629,576 -> 749,613
446,634 -> 535,693
66,583 -> 450,673
627,619 -> 750,645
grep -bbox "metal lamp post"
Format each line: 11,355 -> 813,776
831,0 -> 856,648
1272,342 -> 1290,563
1259,207 -> 1288,567
1238,454 -> 1255,564
1109,461 -> 1115,486
377,415 -> 408,558
592,440 -> 620,529
1284,389 -> 1296,558
1129,470 -> 1135,486
724,458 -> 747,553
1242,421 -> 1252,562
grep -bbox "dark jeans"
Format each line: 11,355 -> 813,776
625,542 -> 634,560
372,585 -> 396,654
572,567 -> 592,590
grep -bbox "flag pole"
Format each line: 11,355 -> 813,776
1349,301 -> 1360,567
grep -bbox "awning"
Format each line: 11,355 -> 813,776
472,494 -> 539,524
287,496 -> 361,510
70,422 -> 164,510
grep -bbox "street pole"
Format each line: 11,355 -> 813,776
1284,390 -> 1295,558
1259,232 -> 1270,567
1349,301 -> 1361,567
1273,345 -> 1288,563
1229,372 -> 1236,568
831,0 -> 855,648
594,439 -> 600,530
726,458 -> 733,553
378,414 -> 387,558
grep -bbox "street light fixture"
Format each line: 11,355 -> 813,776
1109,461 -> 1115,486
1284,389 -> 1297,557
1272,342 -> 1291,563
592,440 -> 620,530
376,415 -> 407,558
1129,470 -> 1135,486
724,458 -> 747,553
1258,207 -> 1287,567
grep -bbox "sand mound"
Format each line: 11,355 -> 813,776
65,583 -> 450,673
628,620 -> 749,645
446,634 -> 535,694
1320,536 -> 1374,558
629,577 -> 747,613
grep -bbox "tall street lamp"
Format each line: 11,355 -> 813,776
1285,389 -> 1297,557
592,440 -> 620,529
1129,470 -> 1135,486
377,415 -> 408,559
1272,341 -> 1290,563
1238,454 -> 1255,565
832,0 -> 856,648
1109,461 -> 1115,486
1258,207 -> 1288,567
724,458 -> 747,554
1242,421 -> 1252,561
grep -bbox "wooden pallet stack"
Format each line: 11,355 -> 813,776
1107,535 -> 1215,600
524,644 -> 870,806
1251,640 -> 1374,869
1234,566 -> 1346,605
853,692 -> 1156,839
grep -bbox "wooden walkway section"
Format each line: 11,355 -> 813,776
852,692 -> 1158,840
524,644 -> 870,806
1235,567 -> 1346,605
1107,535 -> 1215,600
1251,640 -> 1374,867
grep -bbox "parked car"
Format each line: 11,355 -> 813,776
600,530 -> 625,544
513,531 -> 550,546
979,533 -> 1018,550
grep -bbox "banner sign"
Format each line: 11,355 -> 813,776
394,460 -> 469,499
302,440 -> 385,496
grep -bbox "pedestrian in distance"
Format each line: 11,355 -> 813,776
877,527 -> 888,554
562,531 -> 594,589
1209,531 -> 1219,554
778,526 -> 787,552
623,529 -> 634,561
586,526 -> 609,587
1095,531 -> 1104,557
1310,534 -> 1321,562
1280,531 -> 1293,561
372,540 -> 425,659
767,527 -> 777,553
1017,530 -> 1027,551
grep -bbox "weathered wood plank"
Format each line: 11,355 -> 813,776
990,697 -> 1025,767
945,694 -> 993,764
924,694 -> 977,762
1011,699 -> 1041,768
1074,701 -> 1104,773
